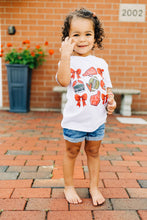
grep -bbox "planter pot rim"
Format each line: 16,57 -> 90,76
6,64 -> 29,68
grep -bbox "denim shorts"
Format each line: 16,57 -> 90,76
63,124 -> 105,143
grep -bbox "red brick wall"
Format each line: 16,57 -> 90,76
1,0 -> 147,112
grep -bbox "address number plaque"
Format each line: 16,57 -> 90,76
119,4 -> 146,22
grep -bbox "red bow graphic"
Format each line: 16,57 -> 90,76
75,93 -> 87,107
101,93 -> 108,104
71,68 -> 81,79
97,68 -> 104,78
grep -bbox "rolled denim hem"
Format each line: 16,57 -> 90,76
63,135 -> 85,143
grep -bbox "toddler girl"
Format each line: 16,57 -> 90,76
56,8 -> 116,206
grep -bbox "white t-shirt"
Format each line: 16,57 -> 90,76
60,55 -> 112,132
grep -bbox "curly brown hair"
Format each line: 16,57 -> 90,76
61,8 -> 105,49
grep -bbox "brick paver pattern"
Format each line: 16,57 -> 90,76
0,111 -> 147,220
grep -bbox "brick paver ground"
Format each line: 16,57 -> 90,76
0,111 -> 147,220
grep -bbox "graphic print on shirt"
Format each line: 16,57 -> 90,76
90,91 -> 100,106
97,68 -> 104,78
71,68 -> 81,80
97,68 -> 106,91
86,76 -> 99,92
71,67 -> 107,108
75,93 -> 87,107
82,67 -> 97,77
101,93 -> 108,105
82,67 -> 107,106
72,80 -> 85,93
100,79 -> 106,91
71,68 -> 85,93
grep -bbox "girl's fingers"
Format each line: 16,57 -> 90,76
65,36 -> 69,41
63,37 -> 73,46
60,37 -> 75,56
65,37 -> 73,44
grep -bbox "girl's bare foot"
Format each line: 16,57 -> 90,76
90,187 -> 105,206
64,186 -> 82,204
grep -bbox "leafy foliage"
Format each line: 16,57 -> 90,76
1,40 -> 54,69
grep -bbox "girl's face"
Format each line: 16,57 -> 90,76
69,17 -> 95,56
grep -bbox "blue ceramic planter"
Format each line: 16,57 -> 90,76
6,64 -> 32,113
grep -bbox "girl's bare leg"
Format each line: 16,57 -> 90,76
85,140 -> 105,206
63,140 -> 82,204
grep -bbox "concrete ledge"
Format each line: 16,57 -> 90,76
112,88 -> 141,116
53,86 -> 141,116
53,86 -> 67,93
53,86 -> 67,113
112,88 -> 140,95
2,87 -> 141,116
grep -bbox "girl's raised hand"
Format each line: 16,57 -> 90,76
60,37 -> 75,57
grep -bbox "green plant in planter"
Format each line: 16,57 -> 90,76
0,40 -> 54,113
0,40 -> 54,69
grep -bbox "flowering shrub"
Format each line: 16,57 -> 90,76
0,40 -> 54,69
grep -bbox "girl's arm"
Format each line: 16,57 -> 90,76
107,88 -> 116,114
57,37 -> 75,87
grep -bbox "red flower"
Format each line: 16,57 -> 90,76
36,45 -> 40,49
22,40 -> 30,44
44,41 -> 48,46
7,43 -> 12,47
25,40 -> 30,44
49,49 -> 54,55
31,52 -> 35,57
0,54 -> 3,57
0,49 -> 4,53
38,51 -> 43,55
1,45 -> 3,48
